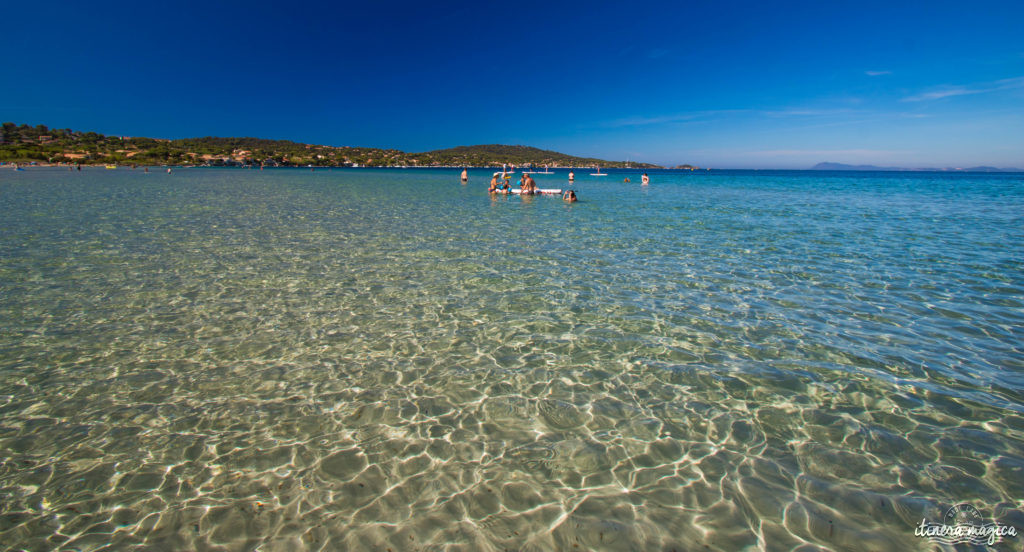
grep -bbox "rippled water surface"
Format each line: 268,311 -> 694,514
1,167 -> 1023,550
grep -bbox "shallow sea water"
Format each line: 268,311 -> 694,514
1,167 -> 1022,551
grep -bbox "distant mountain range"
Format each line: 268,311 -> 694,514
811,162 -> 1023,173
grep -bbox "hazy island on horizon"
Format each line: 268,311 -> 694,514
811,161 -> 1023,173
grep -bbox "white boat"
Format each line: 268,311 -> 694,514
590,166 -> 607,176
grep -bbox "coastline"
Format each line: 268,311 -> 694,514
6,163 -> 1023,175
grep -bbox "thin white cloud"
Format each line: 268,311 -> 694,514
904,86 -> 977,101
604,107 -> 861,128
761,108 -> 859,117
602,110 -> 747,128
865,70 -> 892,76
903,76 -> 1024,102
603,114 -> 698,127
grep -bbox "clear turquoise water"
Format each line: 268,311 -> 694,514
1,167 -> 1022,550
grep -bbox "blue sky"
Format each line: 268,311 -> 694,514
4,0 -> 1023,168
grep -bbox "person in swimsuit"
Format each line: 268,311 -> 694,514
568,171 -> 575,182
461,168 -> 468,182
563,190 -> 577,202
524,174 -> 538,194
641,173 -> 649,185
489,175 -> 499,193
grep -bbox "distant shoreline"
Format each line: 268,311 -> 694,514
6,163 -> 1022,175
1,123 -> 661,169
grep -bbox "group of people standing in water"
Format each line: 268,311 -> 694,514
481,171 -> 578,201
463,167 -> 648,203
484,172 -> 541,194
487,173 -> 512,194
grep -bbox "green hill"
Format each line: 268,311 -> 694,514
411,144 -> 659,168
0,122 -> 662,168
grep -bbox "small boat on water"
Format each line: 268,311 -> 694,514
105,165 -> 117,169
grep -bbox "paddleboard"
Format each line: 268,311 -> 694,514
510,189 -> 562,195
